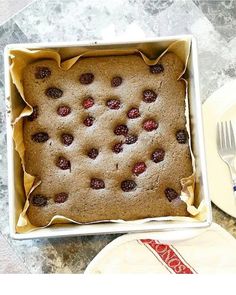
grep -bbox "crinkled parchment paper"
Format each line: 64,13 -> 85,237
8,39 -> 207,233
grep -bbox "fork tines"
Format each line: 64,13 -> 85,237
217,120 -> 236,153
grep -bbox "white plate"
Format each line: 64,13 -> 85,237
203,80 -> 236,218
85,223 -> 236,274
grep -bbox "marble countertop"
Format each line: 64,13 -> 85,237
0,0 -> 236,273
0,0 -> 34,25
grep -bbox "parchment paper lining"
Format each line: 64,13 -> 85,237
9,39 -> 207,233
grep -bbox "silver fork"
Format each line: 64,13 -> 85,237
217,120 -> 236,194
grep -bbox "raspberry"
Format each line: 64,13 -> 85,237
79,73 -> 94,84
149,64 -> 164,74
125,134 -> 138,144
90,178 -> 105,189
112,143 -> 123,153
84,116 -> 95,127
35,66 -> 51,79
176,130 -> 188,144
88,148 -> 99,159
31,132 -> 49,143
61,133 -> 74,146
54,192 -> 68,203
143,120 -> 158,131
132,162 -> 147,175
127,108 -> 140,119
31,195 -> 47,207
114,125 -> 128,136
164,188 -> 179,202
45,87 -> 63,98
111,76 -> 122,87
143,89 -> 157,103
83,97 -> 94,109
106,99 -> 121,109
152,149 -> 165,163
57,105 -> 71,117
56,156 -> 71,170
121,180 -> 137,192
27,106 -> 38,121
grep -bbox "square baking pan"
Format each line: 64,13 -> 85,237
4,35 -> 212,239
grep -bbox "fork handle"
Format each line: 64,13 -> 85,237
233,182 -> 236,193
227,160 -> 236,195
232,181 -> 236,193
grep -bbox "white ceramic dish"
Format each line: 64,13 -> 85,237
84,223 -> 236,274
203,80 -> 236,218
4,35 -> 212,239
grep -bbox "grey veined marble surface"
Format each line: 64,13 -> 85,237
0,0 -> 236,273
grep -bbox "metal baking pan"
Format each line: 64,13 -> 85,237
4,35 -> 212,239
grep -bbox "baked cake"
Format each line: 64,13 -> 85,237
22,52 -> 193,227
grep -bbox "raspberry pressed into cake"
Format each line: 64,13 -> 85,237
23,52 -> 192,226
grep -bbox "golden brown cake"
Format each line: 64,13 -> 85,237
23,52 -> 192,227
